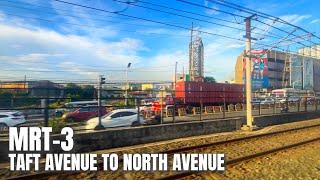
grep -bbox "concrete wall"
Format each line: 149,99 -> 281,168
254,111 -> 320,127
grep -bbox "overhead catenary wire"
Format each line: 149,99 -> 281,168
205,0 -> 320,45
4,0 -> 292,41
5,0 -> 315,50
129,0 -> 241,25
49,0 -> 302,50
177,0 -> 319,42
0,0 -> 319,83
2,12 -> 189,39
211,0 -> 320,40
0,0 -> 190,30
176,0 -> 320,55
113,0 -> 292,40
40,0 -> 253,43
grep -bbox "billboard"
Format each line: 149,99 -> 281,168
303,57 -> 313,90
291,55 -> 303,89
243,50 -> 269,90
314,60 -> 320,92
291,55 -> 314,90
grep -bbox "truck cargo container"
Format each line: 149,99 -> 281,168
175,81 -> 244,105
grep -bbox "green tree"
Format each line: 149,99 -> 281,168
0,90 -> 13,108
204,76 -> 216,83
82,85 -> 95,100
65,83 -> 83,100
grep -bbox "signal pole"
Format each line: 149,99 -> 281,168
95,75 -> 105,130
244,15 -> 255,128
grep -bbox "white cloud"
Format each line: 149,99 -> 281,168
310,19 -> 320,24
0,53 -> 65,63
204,0 -> 220,15
0,21 -> 145,80
281,14 -> 312,25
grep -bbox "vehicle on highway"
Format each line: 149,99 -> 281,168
260,97 -> 275,105
251,98 -> 261,105
64,100 -> 107,111
86,109 -> 145,129
62,106 -> 107,122
278,96 -> 300,103
0,111 -> 26,129
288,96 -> 300,103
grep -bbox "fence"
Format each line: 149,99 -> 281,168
0,86 -> 319,133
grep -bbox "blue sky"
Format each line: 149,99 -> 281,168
0,0 -> 319,83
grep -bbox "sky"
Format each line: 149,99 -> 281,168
0,0 -> 320,83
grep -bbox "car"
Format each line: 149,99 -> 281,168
288,96 -> 300,103
0,111 -> 26,130
139,104 -> 152,113
62,106 -> 107,122
251,98 -> 261,105
260,97 -> 275,105
86,109 -> 145,129
278,98 -> 287,103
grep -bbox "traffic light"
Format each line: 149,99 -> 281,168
100,76 -> 106,84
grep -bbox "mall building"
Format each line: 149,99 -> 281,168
234,47 -> 320,92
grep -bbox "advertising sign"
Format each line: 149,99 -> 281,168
243,50 -> 269,90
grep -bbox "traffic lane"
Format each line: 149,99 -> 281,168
9,104 -> 319,131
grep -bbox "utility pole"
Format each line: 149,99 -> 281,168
24,75 -> 26,89
174,61 -> 178,89
125,63 -> 131,106
44,81 -> 49,127
243,15 -> 256,129
173,61 -> 177,123
95,75 -> 105,130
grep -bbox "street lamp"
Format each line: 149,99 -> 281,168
125,62 -> 131,106
94,75 -> 106,130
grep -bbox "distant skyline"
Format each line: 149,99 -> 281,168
0,0 -> 320,82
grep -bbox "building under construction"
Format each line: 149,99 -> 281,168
189,34 -> 204,82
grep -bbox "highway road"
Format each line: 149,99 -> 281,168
10,104 -> 318,131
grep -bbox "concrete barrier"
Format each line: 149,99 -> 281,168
253,111 -> 320,127
0,117 -> 244,163
205,106 -> 214,114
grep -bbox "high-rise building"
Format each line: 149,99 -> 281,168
189,36 -> 204,81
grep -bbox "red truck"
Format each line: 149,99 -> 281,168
175,81 -> 244,106
145,81 -> 244,116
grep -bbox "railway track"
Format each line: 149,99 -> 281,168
158,136 -> 320,179
6,123 -> 320,180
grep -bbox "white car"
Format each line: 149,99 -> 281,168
279,96 -> 300,103
86,109 -> 145,129
0,111 -> 26,129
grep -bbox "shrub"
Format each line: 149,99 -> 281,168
48,118 -> 66,133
